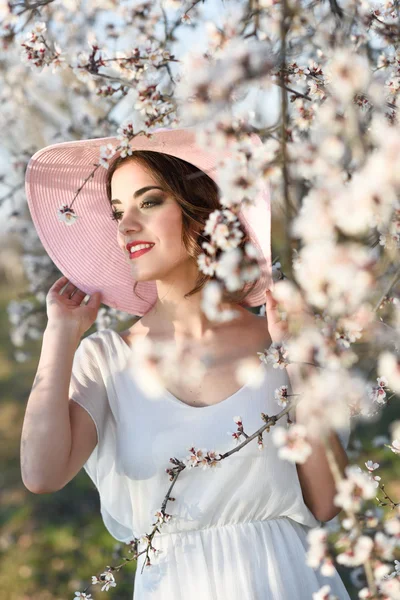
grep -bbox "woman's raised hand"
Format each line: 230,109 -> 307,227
265,289 -> 289,344
46,276 -> 102,336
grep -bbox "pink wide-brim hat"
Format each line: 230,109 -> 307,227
25,127 -> 272,316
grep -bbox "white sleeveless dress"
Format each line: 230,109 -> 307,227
69,328 -> 351,600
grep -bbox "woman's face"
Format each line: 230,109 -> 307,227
111,160 -> 189,282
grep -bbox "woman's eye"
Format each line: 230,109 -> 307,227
110,210 -> 123,222
140,199 -> 160,209
110,199 -> 161,221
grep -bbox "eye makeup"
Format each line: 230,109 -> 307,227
110,196 -> 163,222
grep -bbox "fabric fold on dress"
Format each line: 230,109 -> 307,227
69,334 -> 135,543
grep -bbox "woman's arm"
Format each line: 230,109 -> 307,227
21,322 -> 82,493
264,288 -> 350,521
285,361 -> 349,522
294,397 -> 349,522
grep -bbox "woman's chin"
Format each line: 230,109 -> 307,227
128,267 -> 159,282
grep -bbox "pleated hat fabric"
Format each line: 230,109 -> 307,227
25,127 -> 272,316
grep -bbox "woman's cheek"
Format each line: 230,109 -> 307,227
155,209 -> 183,249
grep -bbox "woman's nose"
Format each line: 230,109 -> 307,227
118,213 -> 143,236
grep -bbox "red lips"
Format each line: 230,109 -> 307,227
126,240 -> 154,252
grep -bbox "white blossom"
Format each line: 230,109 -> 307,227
384,516 -> 400,537
378,352 -> 400,394
272,424 -> 312,464
365,461 -> 379,472
374,531 -> 396,562
258,342 -> 289,369
306,527 -> 334,576
312,585 -> 338,600
91,569 -> 117,592
325,48 -> 371,103
380,575 -> 400,599
334,466 -> 376,512
57,205 -> 78,225
183,447 -> 221,470
99,143 -> 118,169
337,535 -> 373,567
290,368 -> 356,441
274,385 -> 289,407
293,241 -> 375,316
387,440 -> 400,455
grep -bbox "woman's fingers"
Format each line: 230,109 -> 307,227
50,276 -> 70,293
266,286 -> 315,329
68,288 -> 87,298
50,277 -> 88,301
265,290 -> 280,318
265,289 -> 278,307
86,292 -> 102,307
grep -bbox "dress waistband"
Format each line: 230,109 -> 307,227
151,516 -> 292,539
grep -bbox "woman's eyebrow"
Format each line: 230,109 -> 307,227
111,186 -> 165,205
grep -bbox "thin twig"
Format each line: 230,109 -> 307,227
373,266 -> 400,312
279,0 -> 294,281
322,439 -> 378,597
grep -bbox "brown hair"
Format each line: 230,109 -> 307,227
105,150 -> 258,312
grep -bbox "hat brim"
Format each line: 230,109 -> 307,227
25,128 -> 272,316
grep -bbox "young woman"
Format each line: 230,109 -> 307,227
21,128 -> 350,599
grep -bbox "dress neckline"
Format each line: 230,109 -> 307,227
103,323 -> 272,410
162,360 -> 267,409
